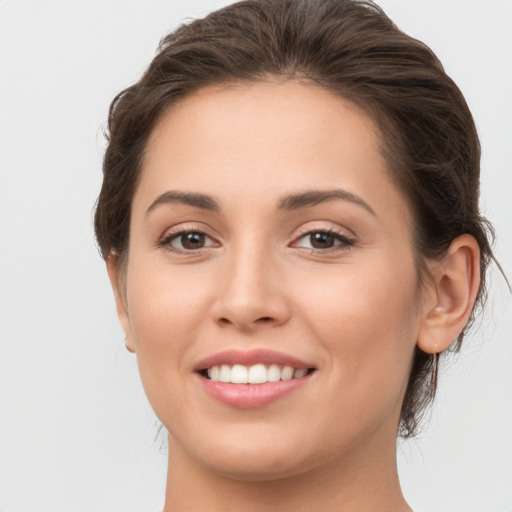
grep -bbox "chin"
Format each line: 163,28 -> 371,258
201,448 -> 311,482
171,420 -> 339,483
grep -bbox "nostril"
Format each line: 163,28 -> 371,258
215,312 -> 283,328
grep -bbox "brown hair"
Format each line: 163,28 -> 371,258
94,0 -> 497,437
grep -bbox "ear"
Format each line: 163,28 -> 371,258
106,253 -> 135,353
417,234 -> 481,354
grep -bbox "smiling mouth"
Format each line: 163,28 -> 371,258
199,364 -> 316,384
196,352 -> 317,407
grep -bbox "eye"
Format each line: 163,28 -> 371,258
161,230 -> 218,252
292,229 -> 355,251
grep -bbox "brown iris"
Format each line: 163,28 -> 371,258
180,232 -> 206,249
309,232 -> 336,249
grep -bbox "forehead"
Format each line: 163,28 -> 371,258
147,80 -> 382,166
135,80 -> 410,226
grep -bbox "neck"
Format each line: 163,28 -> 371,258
163,431 -> 411,512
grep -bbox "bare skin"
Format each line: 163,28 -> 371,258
107,80 -> 480,511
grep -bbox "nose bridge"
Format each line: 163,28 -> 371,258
212,233 -> 289,329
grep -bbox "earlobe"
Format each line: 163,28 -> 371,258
417,235 -> 481,354
106,253 -> 135,353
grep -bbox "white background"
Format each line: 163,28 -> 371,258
0,1 -> 510,511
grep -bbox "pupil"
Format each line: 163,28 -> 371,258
182,232 -> 204,249
311,232 -> 334,249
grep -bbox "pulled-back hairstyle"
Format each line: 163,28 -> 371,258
95,0 -> 497,437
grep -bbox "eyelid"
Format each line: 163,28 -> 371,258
158,224 -> 221,253
290,224 -> 356,252
156,222 -> 355,254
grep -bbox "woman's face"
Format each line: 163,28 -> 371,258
115,80 -> 426,478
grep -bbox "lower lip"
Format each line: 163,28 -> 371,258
198,374 -> 311,408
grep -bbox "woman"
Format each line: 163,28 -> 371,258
94,0 -> 499,510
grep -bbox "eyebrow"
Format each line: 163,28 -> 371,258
146,188 -> 376,217
146,191 -> 220,216
278,189 -> 377,217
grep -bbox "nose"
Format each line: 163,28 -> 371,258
211,244 -> 291,331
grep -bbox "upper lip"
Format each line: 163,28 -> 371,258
193,349 -> 314,372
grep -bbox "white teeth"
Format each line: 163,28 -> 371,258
210,366 -> 220,381
230,364 -> 248,384
267,364 -> 281,382
293,368 -> 308,379
280,366 -> 294,381
248,364 -> 267,384
219,364 -> 231,383
206,363 -> 310,384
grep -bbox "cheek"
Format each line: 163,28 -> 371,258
296,258 -> 420,397
122,259 -> 218,426
124,259 -> 213,381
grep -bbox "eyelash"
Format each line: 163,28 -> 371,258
158,228 -> 355,254
291,228 -> 355,253
158,229 -> 216,254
